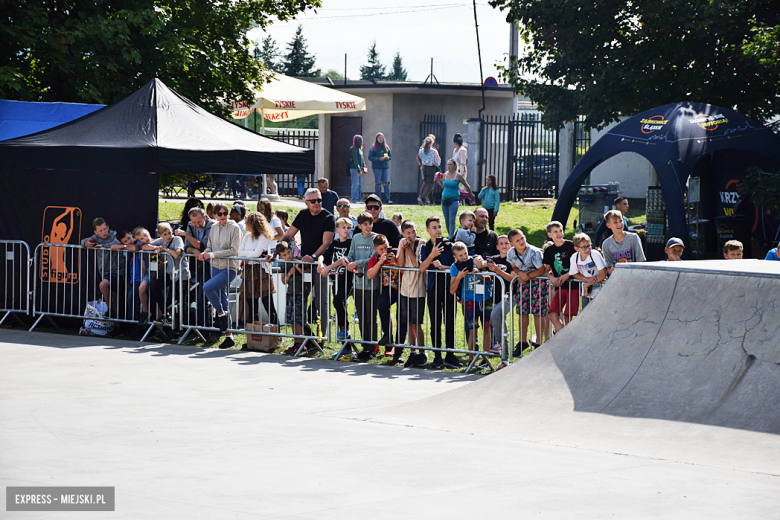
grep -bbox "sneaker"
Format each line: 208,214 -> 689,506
490,342 -> 502,353
218,336 -> 236,349
513,341 -> 528,358
475,359 -> 492,371
386,199 -> 394,205
384,347 -> 395,357
285,344 -> 304,356
356,349 -> 375,362
217,313 -> 229,332
377,334 -> 390,346
415,352 -> 428,367
337,327 -> 349,341
417,197 -> 425,206
430,357 -> 444,369
496,360 -> 509,371
443,355 -> 462,369
403,355 -> 417,368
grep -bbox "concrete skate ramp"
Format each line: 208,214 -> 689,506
547,259 -> 780,432
335,260 -> 780,471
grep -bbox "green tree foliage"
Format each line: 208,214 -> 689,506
323,69 -> 344,81
388,52 -> 408,81
490,0 -> 780,130
255,34 -> 282,73
281,24 -> 320,77
0,0 -> 320,116
745,167 -> 780,210
360,41 -> 386,81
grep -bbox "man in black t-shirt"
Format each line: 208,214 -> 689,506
280,188 -> 336,343
541,221 -> 578,333
473,208 -> 499,257
364,194 -> 402,248
318,178 -> 340,216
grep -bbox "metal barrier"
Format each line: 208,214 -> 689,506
327,264 -> 509,373
30,243 -> 177,338
176,254 -> 328,355
0,239 -> 597,374
0,240 -> 33,327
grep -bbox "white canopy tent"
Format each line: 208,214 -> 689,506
231,73 -> 365,130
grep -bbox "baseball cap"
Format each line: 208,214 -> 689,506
365,194 -> 382,206
665,237 -> 684,248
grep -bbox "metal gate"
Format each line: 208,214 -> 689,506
480,114 -> 559,200
263,129 -> 319,197
419,115 -> 447,198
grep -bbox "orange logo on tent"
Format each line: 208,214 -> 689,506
40,206 -> 81,284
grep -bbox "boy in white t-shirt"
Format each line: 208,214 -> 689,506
568,233 -> 606,306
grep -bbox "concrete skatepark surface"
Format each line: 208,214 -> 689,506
1,260 -> 779,518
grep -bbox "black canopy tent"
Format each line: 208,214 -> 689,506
0,78 -> 313,245
551,102 -> 780,254
0,78 -> 313,317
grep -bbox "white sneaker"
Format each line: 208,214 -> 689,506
490,342 -> 502,353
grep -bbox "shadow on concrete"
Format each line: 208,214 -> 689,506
0,329 -> 480,384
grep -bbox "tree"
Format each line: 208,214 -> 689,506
360,41 -> 386,81
323,69 -> 344,81
281,24 -> 320,77
0,0 -> 320,117
490,0 -> 780,130
255,34 -> 282,73
388,52 -> 408,81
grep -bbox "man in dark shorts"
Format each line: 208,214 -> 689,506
277,188 -> 336,342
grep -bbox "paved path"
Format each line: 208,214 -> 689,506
2,259 -> 779,520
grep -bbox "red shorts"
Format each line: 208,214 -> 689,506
548,287 -> 580,318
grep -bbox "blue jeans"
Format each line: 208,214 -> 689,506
296,177 -> 306,197
204,266 -> 236,323
442,200 -> 460,239
350,168 -> 362,203
373,168 -> 391,202
378,286 -> 407,343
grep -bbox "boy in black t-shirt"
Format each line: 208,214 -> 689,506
542,221 -> 578,333
317,217 -> 354,341
419,216 -> 461,369
482,235 -> 515,355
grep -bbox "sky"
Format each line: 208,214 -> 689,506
248,0 -> 515,84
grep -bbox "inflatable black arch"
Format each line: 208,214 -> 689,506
551,102 -> 780,247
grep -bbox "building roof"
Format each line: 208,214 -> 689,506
298,77 -> 516,98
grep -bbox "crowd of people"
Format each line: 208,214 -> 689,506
68,131 -> 777,367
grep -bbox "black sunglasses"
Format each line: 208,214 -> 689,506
366,205 -> 381,210
216,211 -> 228,216
307,198 -> 323,204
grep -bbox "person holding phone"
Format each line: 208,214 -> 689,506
450,241 -> 492,367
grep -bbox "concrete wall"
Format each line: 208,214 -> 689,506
320,90 -> 514,203
589,118 -> 658,199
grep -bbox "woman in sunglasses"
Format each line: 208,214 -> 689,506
199,202 -> 242,349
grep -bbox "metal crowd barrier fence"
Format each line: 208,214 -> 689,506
2,240 -> 595,373
30,243 -> 177,339
0,240 -> 32,327
176,254 -> 328,356
325,264 -> 509,373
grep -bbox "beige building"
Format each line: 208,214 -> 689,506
313,80 -> 515,204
